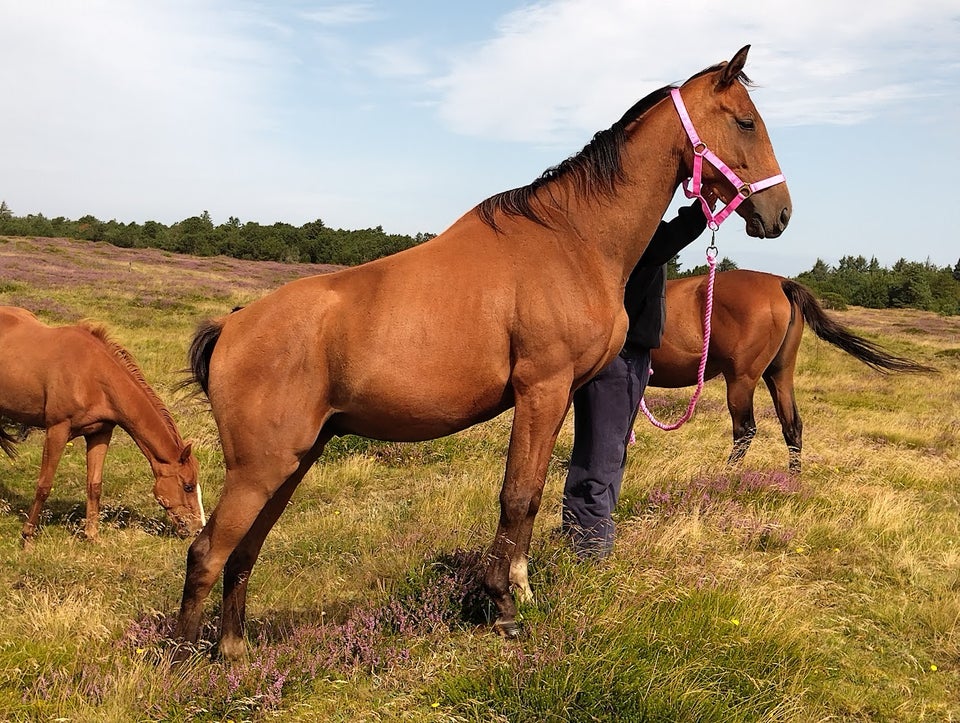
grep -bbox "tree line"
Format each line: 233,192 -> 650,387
667,253 -> 960,315
792,255 -> 960,315
2,201 -> 958,314
0,202 -> 433,267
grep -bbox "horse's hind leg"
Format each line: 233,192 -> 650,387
485,374 -> 570,637
173,470 -> 283,660
22,421 -> 70,547
82,427 -> 113,542
218,444 -> 326,661
762,367 -> 802,474
724,376 -> 758,468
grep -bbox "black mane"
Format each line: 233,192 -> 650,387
476,63 -> 750,231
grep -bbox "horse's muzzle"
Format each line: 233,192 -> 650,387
747,205 -> 791,239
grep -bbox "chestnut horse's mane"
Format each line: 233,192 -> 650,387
79,321 -> 181,441
476,64 -> 751,231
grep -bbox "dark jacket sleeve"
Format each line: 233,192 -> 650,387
636,201 -> 708,268
619,201 -> 709,356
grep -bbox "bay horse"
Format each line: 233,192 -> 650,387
648,270 -> 935,472
0,306 -> 206,545
175,45 -> 792,660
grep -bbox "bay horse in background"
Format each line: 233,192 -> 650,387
0,306 -> 206,546
648,270 -> 935,473
174,45 -> 792,661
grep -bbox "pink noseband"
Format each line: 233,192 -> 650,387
670,87 -> 785,231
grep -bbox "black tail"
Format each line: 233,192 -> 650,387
186,319 -> 226,396
0,421 -> 28,459
781,280 -> 937,374
0,427 -> 17,458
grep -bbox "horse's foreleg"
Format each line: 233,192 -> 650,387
762,369 -> 803,474
486,376 -> 569,637
82,428 -> 113,542
219,448 -> 322,661
725,377 -> 758,468
22,422 -> 71,547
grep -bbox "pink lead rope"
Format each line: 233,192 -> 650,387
630,86 -> 787,439
636,241 -> 717,435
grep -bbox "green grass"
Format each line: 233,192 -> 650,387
1,235 -> 958,721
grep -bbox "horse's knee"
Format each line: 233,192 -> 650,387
182,533 -> 216,595
186,532 -> 211,564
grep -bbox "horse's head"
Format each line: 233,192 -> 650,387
153,440 -> 206,538
676,45 -> 792,239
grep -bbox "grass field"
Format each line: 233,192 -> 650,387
1,235 -> 958,722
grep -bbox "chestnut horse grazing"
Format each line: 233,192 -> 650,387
0,306 -> 206,545
175,46 -> 792,660
649,270 -> 935,472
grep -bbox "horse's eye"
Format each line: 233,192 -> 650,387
737,118 -> 756,131
183,484 -> 195,493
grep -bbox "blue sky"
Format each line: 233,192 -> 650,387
1,0 -> 958,276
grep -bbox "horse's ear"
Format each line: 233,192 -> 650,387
180,441 -> 194,464
717,45 -> 750,90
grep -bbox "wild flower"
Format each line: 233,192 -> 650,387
637,470 -> 802,550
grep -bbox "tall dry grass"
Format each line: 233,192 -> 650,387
1,235 -> 958,721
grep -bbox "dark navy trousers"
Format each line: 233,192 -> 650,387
562,351 -> 652,559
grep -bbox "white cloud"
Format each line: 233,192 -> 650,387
365,41 -> 431,79
300,3 -> 383,27
434,0 -> 960,142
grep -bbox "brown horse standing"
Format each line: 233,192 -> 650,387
0,306 -> 206,544
175,46 -> 792,660
648,270 -> 934,472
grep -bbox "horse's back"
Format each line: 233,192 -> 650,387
0,305 -> 42,332
202,217 -> 622,443
206,255 -> 519,442
0,308 -> 113,426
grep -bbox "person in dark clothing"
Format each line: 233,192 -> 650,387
562,199 -> 712,559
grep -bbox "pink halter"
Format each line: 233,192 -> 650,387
670,87 -> 785,231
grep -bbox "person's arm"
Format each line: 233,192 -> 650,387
637,201 -> 708,267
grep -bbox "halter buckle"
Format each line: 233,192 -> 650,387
737,184 -> 752,199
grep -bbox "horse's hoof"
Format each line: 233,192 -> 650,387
215,636 -> 249,662
168,643 -> 195,667
493,619 -> 522,640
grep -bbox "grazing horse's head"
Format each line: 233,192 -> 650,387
675,45 -> 792,238
153,441 -> 206,537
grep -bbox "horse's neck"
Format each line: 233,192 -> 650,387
106,366 -> 182,468
560,108 -> 684,284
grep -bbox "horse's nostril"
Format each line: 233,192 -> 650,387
779,207 -> 791,227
